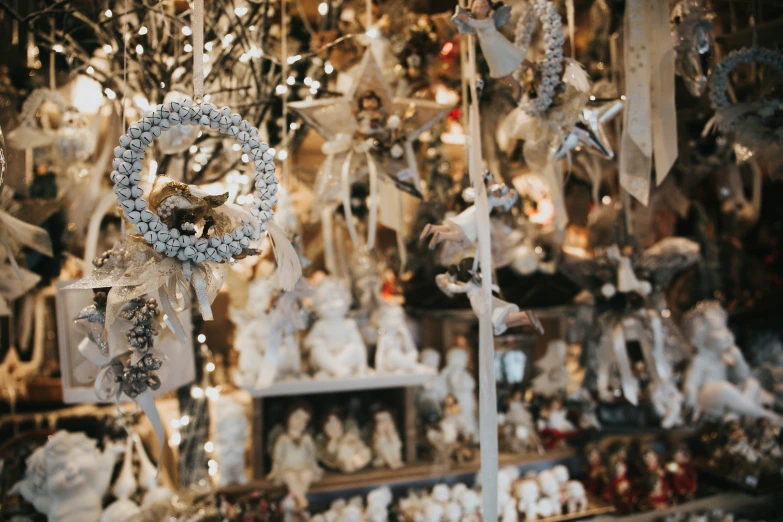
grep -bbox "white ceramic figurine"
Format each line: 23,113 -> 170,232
375,304 -> 420,373
213,396 -> 249,487
305,277 -> 368,379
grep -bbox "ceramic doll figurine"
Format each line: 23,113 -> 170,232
537,470 -> 563,516
683,301 -> 783,425
502,390 -> 544,454
305,277 -> 369,379
316,409 -> 372,473
213,396 -> 249,487
427,395 -> 477,464
583,443 -> 608,497
608,455 -> 635,514
268,403 -> 323,508
435,257 -> 543,337
375,304 -> 420,373
371,407 -> 404,469
640,446 -> 671,510
537,396 -> 577,449
441,346 -> 479,438
667,445 -> 697,502
451,0 -> 525,99
565,481 -> 588,513
515,480 -> 540,522
418,348 -> 447,423
11,431 -> 122,522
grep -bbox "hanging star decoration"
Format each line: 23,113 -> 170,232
290,52 -> 452,210
554,96 -> 624,160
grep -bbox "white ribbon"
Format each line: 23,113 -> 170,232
192,0 -> 204,100
610,320 -> 639,405
467,34 -> 498,522
620,0 -> 678,205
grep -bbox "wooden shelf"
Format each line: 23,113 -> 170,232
221,448 -> 578,496
240,370 -> 435,398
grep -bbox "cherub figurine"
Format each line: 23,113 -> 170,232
371,407 -> 404,469
268,403 -> 323,508
426,394 -> 477,464
316,409 -> 372,473
501,390 -> 544,454
11,431 -> 122,522
305,277 -> 369,379
683,301 -> 783,425
435,257 -> 543,336
537,396 -> 577,448
355,90 -> 390,142
375,304 -> 420,373
441,346 -> 479,438
451,0 -> 526,99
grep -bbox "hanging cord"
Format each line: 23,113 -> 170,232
193,0 -> 205,101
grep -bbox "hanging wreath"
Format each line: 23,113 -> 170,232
111,97 -> 278,265
513,0 -> 565,116
706,47 -> 783,163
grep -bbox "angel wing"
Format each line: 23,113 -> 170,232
635,237 -> 700,289
493,5 -> 513,28
558,256 -> 617,295
451,6 -> 476,35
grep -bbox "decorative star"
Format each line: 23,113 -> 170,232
290,52 -> 452,206
554,98 -> 624,160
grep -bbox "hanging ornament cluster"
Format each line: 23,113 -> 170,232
111,97 -> 283,268
706,47 -> 783,166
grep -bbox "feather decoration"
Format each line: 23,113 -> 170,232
266,220 -> 302,291
562,59 -> 591,93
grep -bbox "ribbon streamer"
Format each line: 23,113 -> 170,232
620,0 -> 678,205
192,0 -> 205,100
466,33 -> 499,522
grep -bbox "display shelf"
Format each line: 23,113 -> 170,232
240,371 -> 435,398
221,448 -> 578,496
540,498 -> 615,522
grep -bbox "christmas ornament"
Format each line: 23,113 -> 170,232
291,51 -> 451,210
451,1 -> 524,100
513,0 -> 567,116
671,0 -> 715,98
554,98 -> 624,160
706,47 -> 783,169
109,96 -> 299,283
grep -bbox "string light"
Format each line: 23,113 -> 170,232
278,149 -> 289,160
204,441 -> 214,452
104,88 -> 117,100
205,387 -> 219,400
275,85 -> 288,95
197,334 -> 206,343
191,386 -> 205,399
86,66 -> 94,74
192,164 -> 202,172
304,77 -> 312,86
312,80 -> 321,90
169,433 -> 181,446
232,143 -> 241,151
184,43 -> 193,53
104,9 -> 113,17
138,26 -> 148,35
205,41 -> 213,51
287,55 -> 301,64
103,44 -> 113,54
189,145 -> 198,153
241,153 -> 249,163
202,54 -> 209,63
182,26 -> 192,36
53,44 -> 64,53
248,25 -> 256,31
206,362 -> 216,372
286,76 -> 295,85
324,61 -> 334,74
289,122 -> 298,130
234,6 -> 248,16
223,34 -> 234,47
602,195 -> 612,205
135,44 -> 144,54
181,415 -> 191,426
366,27 -> 379,39
318,2 -> 328,15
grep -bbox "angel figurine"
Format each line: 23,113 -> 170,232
268,403 -> 323,508
375,304 -> 420,373
316,409 -> 372,473
451,1 -> 526,99
435,257 -> 543,336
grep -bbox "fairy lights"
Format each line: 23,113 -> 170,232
318,2 -> 328,15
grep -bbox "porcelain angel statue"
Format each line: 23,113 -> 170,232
435,257 -> 544,336
451,0 -> 527,100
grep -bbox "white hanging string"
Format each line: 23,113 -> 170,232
192,0 -> 205,101
281,0 -> 290,186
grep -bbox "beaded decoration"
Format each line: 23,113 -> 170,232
111,96 -> 278,264
513,0 -> 565,116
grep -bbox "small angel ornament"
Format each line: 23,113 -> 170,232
452,1 -> 525,99
435,257 -> 543,336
